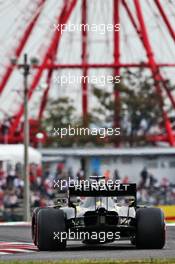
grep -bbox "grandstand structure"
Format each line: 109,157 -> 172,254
0,0 -> 175,145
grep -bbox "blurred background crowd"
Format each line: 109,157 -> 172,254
0,161 -> 174,221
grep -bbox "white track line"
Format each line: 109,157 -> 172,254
166,223 -> 175,226
0,221 -> 174,228
0,248 -> 34,253
0,221 -> 174,226
0,222 -> 31,226
0,252 -> 12,255
0,242 -> 34,245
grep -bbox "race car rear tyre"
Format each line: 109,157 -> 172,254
32,207 -> 41,245
136,208 -> 165,249
36,207 -> 67,251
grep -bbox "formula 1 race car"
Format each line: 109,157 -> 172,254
32,178 -> 165,251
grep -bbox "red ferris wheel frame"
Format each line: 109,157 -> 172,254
0,0 -> 175,146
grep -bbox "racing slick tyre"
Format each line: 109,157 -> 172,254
32,207 -> 41,245
136,208 -> 165,249
36,207 -> 67,251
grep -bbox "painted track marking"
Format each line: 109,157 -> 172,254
0,242 -> 37,255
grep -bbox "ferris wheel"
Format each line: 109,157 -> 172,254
0,0 -> 175,146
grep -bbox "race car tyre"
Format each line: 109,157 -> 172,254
136,207 -> 165,249
36,207 -> 67,251
32,207 -> 41,245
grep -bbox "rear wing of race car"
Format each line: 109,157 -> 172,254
69,182 -> 137,205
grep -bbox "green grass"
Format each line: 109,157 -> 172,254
0,260 -> 175,264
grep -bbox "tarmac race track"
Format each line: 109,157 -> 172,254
0,225 -> 174,261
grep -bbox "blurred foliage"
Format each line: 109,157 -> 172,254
92,69 -> 174,146
42,97 -> 109,147
42,69 -> 174,147
43,97 -> 77,129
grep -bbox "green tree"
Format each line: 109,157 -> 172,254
43,97 -> 77,129
91,69 -> 173,146
42,97 -> 78,146
42,97 -> 105,147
